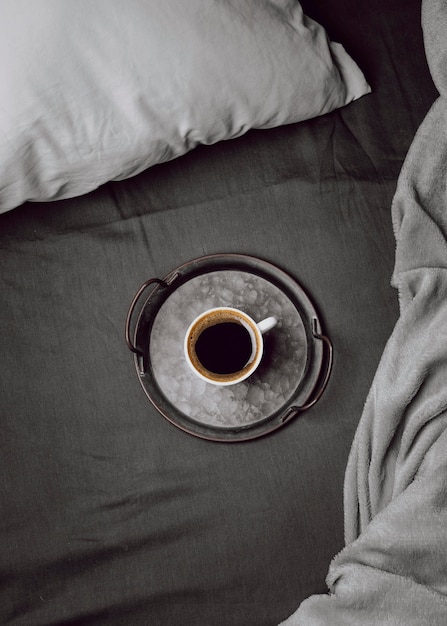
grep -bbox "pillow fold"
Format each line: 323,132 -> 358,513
0,0 -> 370,212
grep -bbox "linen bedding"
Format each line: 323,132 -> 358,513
281,0 -> 447,623
0,0 -> 439,625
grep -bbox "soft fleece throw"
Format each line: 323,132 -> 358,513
280,1 -> 447,623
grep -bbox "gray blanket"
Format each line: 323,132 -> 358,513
280,1 -> 447,623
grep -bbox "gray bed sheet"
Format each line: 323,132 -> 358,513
0,1 -> 437,624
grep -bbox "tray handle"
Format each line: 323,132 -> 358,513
125,278 -> 168,365
281,318 -> 333,423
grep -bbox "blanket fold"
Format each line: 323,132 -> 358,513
280,1 -> 447,623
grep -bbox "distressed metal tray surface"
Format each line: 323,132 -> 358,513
125,254 -> 332,442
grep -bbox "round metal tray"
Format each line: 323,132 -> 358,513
125,254 -> 332,442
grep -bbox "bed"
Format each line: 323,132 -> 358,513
1,0 -> 444,624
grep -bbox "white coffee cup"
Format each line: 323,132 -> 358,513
184,307 -> 277,386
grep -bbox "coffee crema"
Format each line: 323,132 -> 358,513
186,310 -> 259,383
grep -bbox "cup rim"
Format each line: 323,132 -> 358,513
184,307 -> 263,386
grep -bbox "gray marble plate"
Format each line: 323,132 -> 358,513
129,254 -> 329,441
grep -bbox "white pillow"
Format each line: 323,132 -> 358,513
0,0 -> 370,213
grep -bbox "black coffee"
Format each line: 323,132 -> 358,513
195,322 -> 252,374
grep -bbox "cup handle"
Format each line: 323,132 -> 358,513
257,316 -> 278,334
